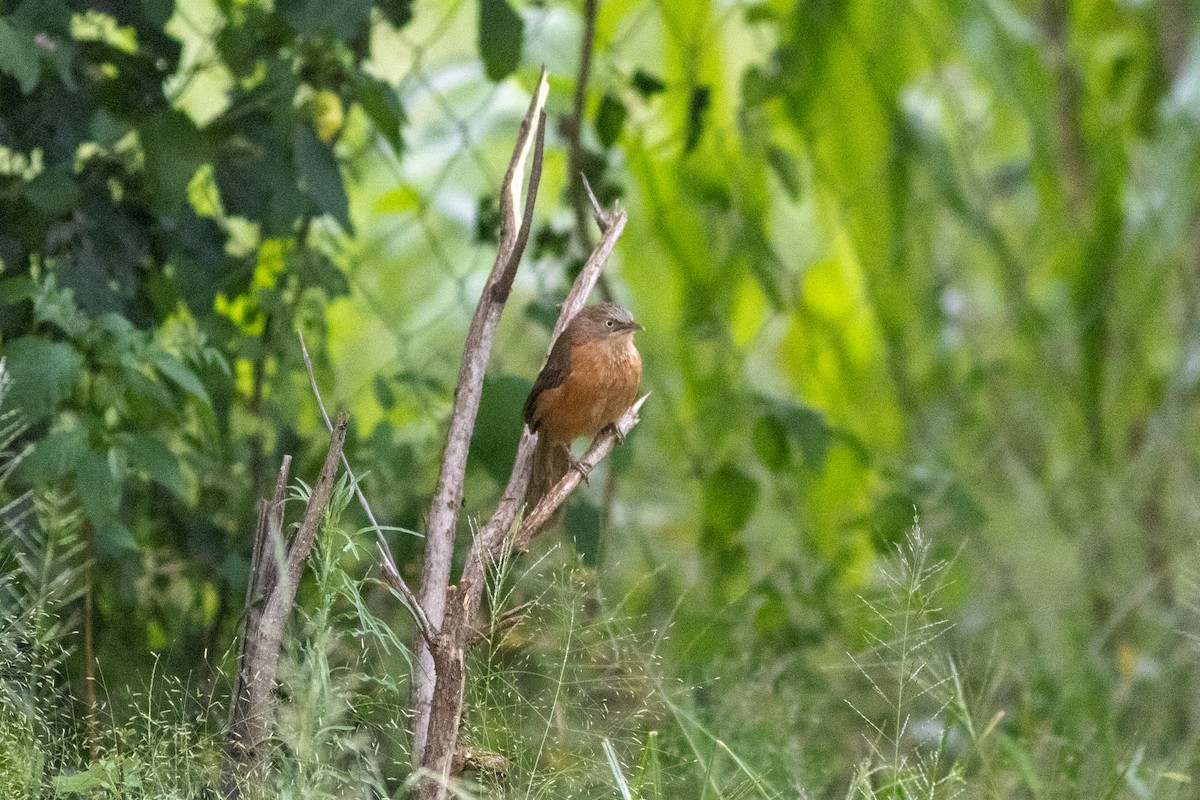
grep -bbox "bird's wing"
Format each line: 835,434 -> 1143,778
523,335 -> 573,429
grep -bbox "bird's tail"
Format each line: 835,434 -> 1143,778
524,436 -> 569,515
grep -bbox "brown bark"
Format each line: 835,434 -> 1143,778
220,415 -> 348,798
408,70 -> 643,796
409,70 -> 550,765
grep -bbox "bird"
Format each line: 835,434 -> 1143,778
522,302 -> 643,512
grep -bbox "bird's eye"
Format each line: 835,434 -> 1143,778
606,319 -> 614,327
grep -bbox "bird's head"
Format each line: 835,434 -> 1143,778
573,302 -> 643,339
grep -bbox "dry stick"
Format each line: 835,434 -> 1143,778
296,331 -> 434,642
221,420 -> 347,798
223,455 -> 291,791
410,68 -> 550,766
514,393 -> 648,550
416,176 -> 637,800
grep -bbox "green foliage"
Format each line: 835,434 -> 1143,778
3,0 -> 1200,797
479,0 -> 523,83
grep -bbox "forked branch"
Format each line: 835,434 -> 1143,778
410,68 -> 550,766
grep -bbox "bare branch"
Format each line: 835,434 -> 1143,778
283,413 -> 349,591
581,172 -> 609,231
412,68 -> 550,767
515,393 -> 648,550
222,422 -> 346,798
296,330 -> 434,641
551,203 -> 628,344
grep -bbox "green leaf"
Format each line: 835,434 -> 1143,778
16,426 -> 88,484
0,276 -> 36,306
373,374 -> 396,410
631,69 -> 665,98
595,93 -> 627,149
294,124 -> 353,232
292,249 -> 349,297
52,762 -> 113,795
870,491 -> 915,550
278,0 -> 372,39
783,405 -> 830,471
123,434 -> 185,498
374,185 -> 421,214
24,166 -> 79,217
765,143 -> 802,201
470,375 -> 529,483
4,336 -> 82,422
565,499 -> 602,567
139,111 -> 209,212
76,449 -> 118,523
357,77 -> 406,152
121,362 -> 176,415
478,0 -> 522,82
0,18 -> 41,94
151,351 -> 209,405
702,463 -> 760,536
378,0 -> 414,28
684,85 -> 711,152
751,414 -> 790,472
760,397 -> 831,472
95,518 -> 137,555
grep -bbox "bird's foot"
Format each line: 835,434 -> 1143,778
559,443 -> 591,485
601,422 -> 626,444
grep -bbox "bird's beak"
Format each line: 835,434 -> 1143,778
622,321 -> 644,333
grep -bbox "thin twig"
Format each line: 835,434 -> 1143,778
581,173 -> 609,230
514,393 -> 648,549
296,330 -> 435,641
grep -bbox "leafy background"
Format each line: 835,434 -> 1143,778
3,0 -> 1200,796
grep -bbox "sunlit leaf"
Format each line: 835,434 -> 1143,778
374,185 -> 421,214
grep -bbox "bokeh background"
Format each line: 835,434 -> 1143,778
3,0 -> 1200,796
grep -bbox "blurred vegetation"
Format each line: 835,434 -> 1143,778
3,0 -> 1200,796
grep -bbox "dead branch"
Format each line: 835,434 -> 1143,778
563,0 -> 615,303
415,167 -> 637,800
398,69 -> 644,800
410,68 -> 550,766
221,417 -> 347,798
514,393 -> 648,550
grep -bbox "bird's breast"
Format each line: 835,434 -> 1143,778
535,336 -> 641,443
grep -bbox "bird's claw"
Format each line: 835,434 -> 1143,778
569,455 -> 591,485
601,423 -> 626,444
558,443 -> 591,485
